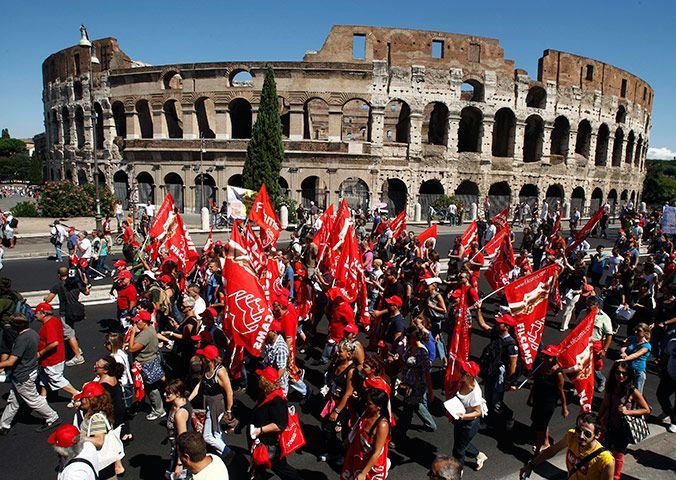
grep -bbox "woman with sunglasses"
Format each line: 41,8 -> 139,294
520,412 -> 614,480
164,379 -> 194,479
599,362 -> 651,480
618,322 -> 652,393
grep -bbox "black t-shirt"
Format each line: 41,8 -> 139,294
385,313 -> 406,343
383,281 -> 405,305
102,382 -> 126,428
50,277 -> 86,317
251,396 -> 288,446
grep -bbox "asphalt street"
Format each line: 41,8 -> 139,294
0,228 -> 672,479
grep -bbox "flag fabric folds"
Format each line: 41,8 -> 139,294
565,207 -> 604,253
249,184 -> 282,249
417,224 -> 438,244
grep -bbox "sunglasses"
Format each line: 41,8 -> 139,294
615,370 -> 628,377
575,426 -> 594,439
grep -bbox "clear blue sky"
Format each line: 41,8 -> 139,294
1,0 -> 674,158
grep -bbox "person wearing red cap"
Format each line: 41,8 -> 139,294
128,311 -> 166,420
115,269 -> 137,329
321,289 -> 356,365
49,423 -> 100,479
271,298 -> 310,402
261,320 -> 290,396
0,313 -> 61,434
121,220 -> 135,263
527,345 -> 568,456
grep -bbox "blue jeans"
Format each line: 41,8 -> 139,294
633,370 -> 646,393
203,406 -> 232,456
595,367 -> 607,389
395,392 -> 437,442
55,242 -> 63,261
453,417 -> 480,469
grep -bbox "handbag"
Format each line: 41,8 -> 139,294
622,414 -> 650,444
191,408 -> 206,434
140,355 -> 164,385
86,413 -> 125,469
280,405 -> 306,458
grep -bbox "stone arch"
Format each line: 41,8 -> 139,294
194,173 -> 216,212
65,169 -> 73,182
595,124 -> 610,166
384,99 -> 410,143
113,170 -> 130,208
381,178 -> 407,214
518,184 -> 539,208
74,81 -> 83,101
50,109 -> 60,144
616,105 -> 627,124
112,101 -> 126,138
625,131 -> 635,165
591,187 -> 603,213
550,116 -> 570,157
303,98 -> 329,140
620,190 -> 629,203
455,180 -> 479,208
526,85 -> 547,109
423,102 -> 448,145
635,134 -> 643,167
611,127 -> 624,167
75,106 -> 86,148
460,79 -> 484,102
545,184 -> 564,210
300,175 -> 326,208
164,172 -> 184,213
162,70 -> 183,90
229,69 -> 253,87
523,114 -> 544,163
279,176 -> 289,197
630,191 -> 636,204
571,186 -> 585,213
575,120 -> 592,159
458,106 -> 482,153
342,98 -> 371,141
229,98 -> 252,139
136,99 -> 153,139
94,102 -> 104,149
228,174 -> 244,187
608,189 -> 618,214
78,168 -> 88,186
488,181 -> 511,217
419,179 -> 444,211
492,107 -> 516,157
195,97 -> 216,139
61,106 -> 71,145
339,177 -> 370,211
136,171 -> 155,205
163,99 -> 183,138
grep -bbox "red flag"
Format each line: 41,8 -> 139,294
333,227 -> 364,302
460,220 -> 478,250
222,257 -> 274,356
202,227 -> 214,254
485,231 -> 515,290
566,207 -> 604,253
388,209 -> 407,239
149,194 -> 177,239
491,207 -> 509,231
312,204 -> 336,258
244,222 -> 267,277
557,308 -> 597,411
249,184 -> 282,249
323,200 -> 352,269
504,264 -> 559,370
444,285 -> 471,398
156,210 -> 199,275
482,226 -> 510,261
417,224 -> 438,244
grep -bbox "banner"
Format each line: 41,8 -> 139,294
148,193 -> 177,240
417,224 -> 438,244
226,185 -> 256,220
482,226 -> 510,262
485,231 -> 515,290
388,209 -> 407,239
460,220 -> 477,250
312,203 -> 335,256
324,200 -> 352,269
557,308 -> 597,411
249,184 -> 282,249
504,263 -> 559,369
566,207 -> 604,253
223,257 -> 274,356
333,226 -> 364,302
491,207 -> 509,231
444,285 -> 471,398
663,205 -> 676,235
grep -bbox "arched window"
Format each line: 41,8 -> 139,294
383,99 -> 410,143
113,170 -> 129,208
194,173 -> 216,212
75,107 -> 85,148
381,178 -> 408,214
419,179 -> 444,211
460,80 -> 484,102
279,97 -> 290,138
51,109 -> 61,144
518,184 -> 539,208
303,98 -> 329,140
94,103 -> 104,149
162,71 -> 183,90
230,70 -> 253,87
164,172 -> 184,213
591,187 -> 603,213
491,108 -> 515,157
575,120 -> 592,158
615,105 -> 627,124
300,176 -> 325,208
112,101 -> 126,138
195,97 -> 216,139
545,184 -> 564,210
279,177 -> 289,197
423,102 -> 448,145
523,115 -> 544,163
61,107 -> 71,145
611,128 -> 624,167
608,189 -> 618,213
457,107 -> 482,153
229,99 -> 252,139
635,135 -> 643,167
625,131 -> 635,165
339,178 -> 370,211
136,171 -> 155,205
526,86 -> 547,108
455,180 -> 480,209
136,100 -> 153,139
550,116 -> 570,157
163,100 -> 183,139
228,174 -> 244,188
73,81 -> 83,101
78,169 -> 88,186
488,182 -> 511,217
342,99 -> 371,142
594,124 -> 610,166
571,187 -> 585,214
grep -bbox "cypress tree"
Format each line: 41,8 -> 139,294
243,67 -> 284,204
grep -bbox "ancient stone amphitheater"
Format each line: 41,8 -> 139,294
41,25 -> 652,217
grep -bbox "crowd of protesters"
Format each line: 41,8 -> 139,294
0,192 -> 674,480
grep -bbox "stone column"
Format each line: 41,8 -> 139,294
328,107 -> 342,142
182,103 -> 198,139
514,121 -> 526,160
369,106 -> 385,146
567,128 -> 577,163
125,109 -> 139,140
251,105 -> 259,125
288,105 -> 304,141
218,105 -> 231,140
446,112 -> 461,154
326,168 -> 337,205
66,111 -> 76,147
102,109 -> 115,146
605,135 -> 615,168
152,102 -> 167,139
541,124 -> 552,165
481,118 -> 494,158
588,132 -> 597,165
408,111 -> 423,158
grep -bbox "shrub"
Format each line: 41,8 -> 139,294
38,181 -> 115,217
11,201 -> 39,217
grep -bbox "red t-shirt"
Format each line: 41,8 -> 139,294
279,308 -> 299,341
329,301 -> 355,342
117,283 -> 138,310
122,226 -> 134,245
39,316 -> 65,366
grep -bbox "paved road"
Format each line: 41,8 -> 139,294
0,242 -> 672,479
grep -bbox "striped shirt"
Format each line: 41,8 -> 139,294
262,335 -> 289,395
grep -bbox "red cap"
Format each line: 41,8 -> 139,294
385,295 -> 403,308
79,258 -> 89,268
131,311 -> 152,323
113,259 -> 127,267
269,320 -> 283,332
48,424 -> 80,447
34,302 -> 53,313
256,366 -> 280,383
460,360 -> 481,378
495,313 -> 515,326
581,284 -> 594,297
118,270 -> 133,280
541,345 -> 561,357
191,330 -> 213,343
74,381 -> 106,400
68,227 -> 75,233
196,345 -> 219,360
214,240 -> 223,247
344,323 -> 358,334
157,274 -> 172,284
202,307 -> 218,319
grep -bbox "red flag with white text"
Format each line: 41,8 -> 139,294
202,227 -> 214,254
248,184 -> 282,249
324,200 -> 352,270
504,263 -> 559,370
557,308 -> 597,411
312,204 -> 336,259
491,207 -> 509,231
333,226 -> 364,302
149,193 -> 177,239
566,208 -> 604,253
158,211 -> 200,276
444,285 -> 471,398
485,231 -> 515,290
388,209 -> 407,239
460,220 -> 478,250
482,226 -> 510,261
417,224 -> 438,245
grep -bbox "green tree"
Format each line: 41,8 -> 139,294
1,128 -> 9,139
643,159 -> 676,205
38,181 -> 114,217
243,67 -> 284,205
0,138 -> 27,157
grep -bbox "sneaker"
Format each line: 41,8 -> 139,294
318,454 -> 328,462
668,424 -> 676,433
65,356 -> 85,367
146,412 -> 167,421
36,418 -> 61,432
298,368 -> 305,381
94,275 -> 104,280
475,452 -> 488,471
656,412 -> 671,424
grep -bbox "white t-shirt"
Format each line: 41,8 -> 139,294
78,238 -> 92,259
605,255 -> 624,277
456,382 -> 485,415
115,204 -> 123,215
145,204 -> 156,216
192,454 -> 230,480
194,296 -> 207,319
111,349 -> 133,386
58,442 -> 99,480
449,204 -> 457,215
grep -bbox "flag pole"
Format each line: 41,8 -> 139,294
517,360 -> 544,390
58,248 -> 107,278
469,284 -> 507,309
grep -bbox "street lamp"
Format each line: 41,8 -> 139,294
79,25 -> 102,230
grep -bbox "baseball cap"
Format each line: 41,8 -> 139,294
541,345 -> 561,357
47,424 -> 80,447
256,366 -> 280,383
118,270 -> 133,280
78,258 -> 89,268
113,259 -> 127,267
269,320 -> 283,332
196,345 -> 219,360
191,330 -> 213,343
73,381 -> 106,400
143,270 -> 156,280
385,295 -> 403,308
202,307 -> 218,319
157,274 -> 173,284
460,360 -> 481,378
131,311 -> 152,323
495,312 -> 515,326
214,240 -> 223,247
344,323 -> 358,334
34,302 -> 53,313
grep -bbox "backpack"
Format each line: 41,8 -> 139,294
479,337 -> 504,379
8,217 -> 18,229
15,296 -> 35,323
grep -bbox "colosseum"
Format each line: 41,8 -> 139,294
41,25 -> 653,219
